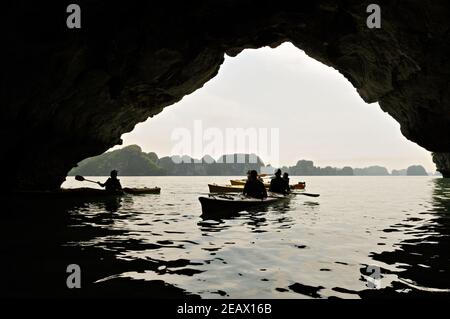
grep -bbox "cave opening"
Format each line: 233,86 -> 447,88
80,42 -> 435,178
5,1 -> 450,192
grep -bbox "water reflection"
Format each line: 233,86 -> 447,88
198,203 -> 295,234
1,178 -> 450,298
359,178 -> 450,297
103,197 -> 122,213
0,196 -> 198,298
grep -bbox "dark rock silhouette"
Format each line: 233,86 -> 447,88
433,153 -> 450,178
3,1 -> 450,190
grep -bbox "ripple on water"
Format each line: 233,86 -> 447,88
3,176 -> 448,298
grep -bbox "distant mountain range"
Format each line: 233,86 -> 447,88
68,145 -> 433,176
69,145 -> 264,176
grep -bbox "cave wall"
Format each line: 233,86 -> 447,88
2,0 -> 450,191
433,153 -> 450,177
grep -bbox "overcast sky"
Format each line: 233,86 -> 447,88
116,42 -> 435,172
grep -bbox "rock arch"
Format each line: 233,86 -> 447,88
2,1 -> 450,190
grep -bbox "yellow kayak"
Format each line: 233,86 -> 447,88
208,184 -> 244,193
230,179 -> 246,186
230,179 -> 306,190
230,179 -> 270,187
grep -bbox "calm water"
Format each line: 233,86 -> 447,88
2,176 -> 450,298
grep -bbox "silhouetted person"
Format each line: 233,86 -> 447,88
269,169 -> 289,195
98,170 -> 122,192
243,170 -> 267,199
283,172 -> 290,191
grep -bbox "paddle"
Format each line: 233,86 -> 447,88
75,175 -> 100,184
203,191 -> 320,198
291,192 -> 320,197
200,192 -> 245,197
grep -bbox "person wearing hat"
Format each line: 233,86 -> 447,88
269,169 -> 289,195
98,170 -> 123,192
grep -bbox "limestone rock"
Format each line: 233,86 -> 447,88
2,1 -> 450,190
432,153 -> 450,178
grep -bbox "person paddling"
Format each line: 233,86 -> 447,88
282,172 -> 290,191
243,170 -> 267,199
269,169 -> 290,195
98,170 -> 123,192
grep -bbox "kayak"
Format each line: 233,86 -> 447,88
230,179 -> 270,187
12,187 -> 161,199
230,179 -> 247,186
122,187 -> 161,195
199,192 -> 294,214
291,182 -> 306,190
208,184 -> 244,193
211,181 -> 306,193
61,187 -> 161,196
230,179 -> 306,189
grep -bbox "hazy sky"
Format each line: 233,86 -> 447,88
116,42 -> 435,172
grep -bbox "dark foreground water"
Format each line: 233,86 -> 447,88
1,176 -> 449,298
